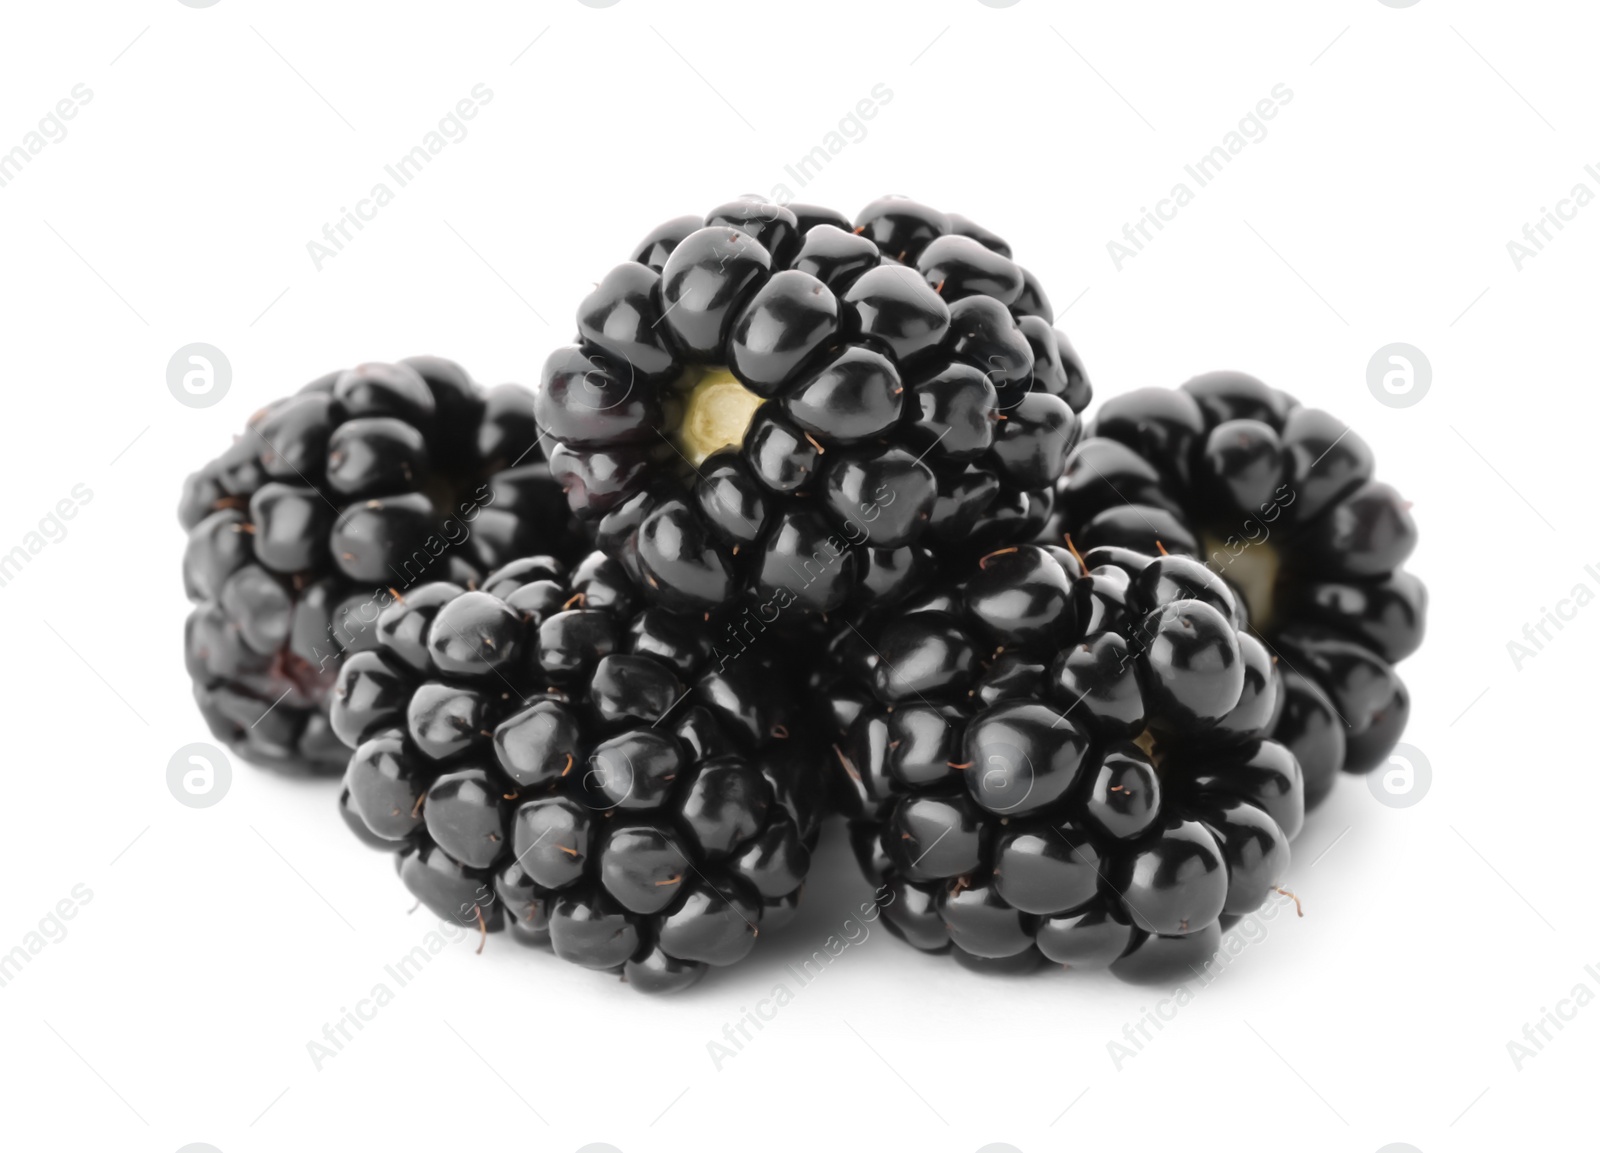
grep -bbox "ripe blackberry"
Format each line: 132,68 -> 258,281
332,552 -> 824,992
535,195 -> 1091,616
1051,372 -> 1425,807
824,542 -> 1304,972
179,357 -> 584,773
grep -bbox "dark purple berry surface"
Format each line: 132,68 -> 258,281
180,357 -> 585,773
535,195 -> 1093,617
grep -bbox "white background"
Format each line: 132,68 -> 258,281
0,2 -> 1591,1151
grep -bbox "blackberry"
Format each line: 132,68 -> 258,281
179,357 -> 585,773
823,542 -> 1304,973
1050,372 -> 1425,807
331,551 -> 824,992
535,195 -> 1092,616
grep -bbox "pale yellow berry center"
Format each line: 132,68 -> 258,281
1202,532 -> 1281,634
674,366 -> 765,467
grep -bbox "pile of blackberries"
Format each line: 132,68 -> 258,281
179,197 -> 1424,991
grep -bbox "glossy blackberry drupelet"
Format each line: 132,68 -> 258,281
180,357 -> 585,774
332,552 -> 825,993
535,195 -> 1092,618
823,542 -> 1304,973
1050,372 -> 1425,808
